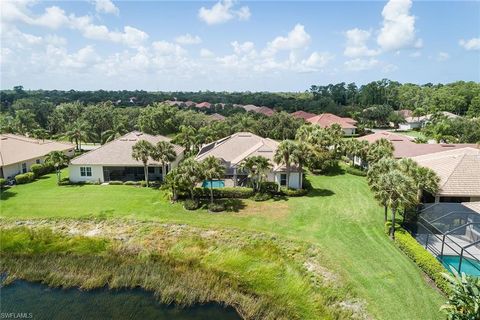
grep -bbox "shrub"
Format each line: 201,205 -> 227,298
390,225 -> 450,293
108,181 -> 123,185
280,187 -> 308,197
140,180 -> 147,187
253,193 -> 272,202
345,166 -> 367,177
193,187 -> 254,199
208,202 -> 226,212
0,178 -> 6,189
124,181 -> 141,186
183,199 -> 199,210
259,182 -> 279,195
30,163 -> 54,178
15,172 -> 35,184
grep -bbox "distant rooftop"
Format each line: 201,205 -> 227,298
307,113 -> 357,129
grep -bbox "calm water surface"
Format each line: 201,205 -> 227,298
0,280 -> 241,320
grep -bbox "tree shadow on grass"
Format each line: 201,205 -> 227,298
199,198 -> 246,213
306,188 -> 335,198
272,194 -> 289,202
0,188 -> 17,200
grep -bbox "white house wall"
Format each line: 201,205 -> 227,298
69,165 -> 104,183
343,128 -> 356,136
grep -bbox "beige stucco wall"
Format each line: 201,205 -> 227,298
68,165 -> 105,183
343,128 -> 356,136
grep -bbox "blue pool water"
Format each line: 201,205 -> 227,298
202,180 -> 225,188
438,255 -> 480,276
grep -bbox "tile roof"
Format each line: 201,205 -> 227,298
0,134 -> 74,166
242,104 -> 260,112
208,113 -> 226,121
195,132 -> 297,172
196,102 -> 211,108
307,113 -> 357,129
404,111 -> 460,123
412,147 -> 480,197
357,131 -> 478,158
255,106 -> 275,116
462,201 -> 480,214
70,131 -> 184,166
290,110 -> 316,120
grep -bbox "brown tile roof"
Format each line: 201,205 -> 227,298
70,131 -> 184,166
412,147 -> 480,197
342,117 -> 357,125
255,106 -> 275,116
242,104 -> 260,112
196,102 -> 212,108
208,113 -> 226,121
0,134 -> 74,166
195,132 -> 297,172
462,201 -> 480,214
291,111 -> 316,120
307,113 -> 357,129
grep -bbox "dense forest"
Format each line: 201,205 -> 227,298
0,79 -> 479,148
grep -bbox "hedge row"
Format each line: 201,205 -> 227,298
280,187 -> 308,197
390,225 -> 450,293
15,172 -> 35,184
30,163 -> 54,178
345,166 -> 367,177
0,178 -> 6,189
193,187 -> 254,199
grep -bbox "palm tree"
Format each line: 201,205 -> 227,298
151,141 -> 177,180
366,138 -> 394,164
367,157 -> 399,222
376,170 -> 417,239
201,156 -> 225,203
163,167 -> 187,202
44,151 -> 69,185
239,156 -> 271,192
131,140 -> 154,186
31,128 -> 50,142
173,125 -> 198,155
101,124 -> 127,144
291,141 -> 311,189
177,158 -> 204,200
274,140 -> 297,189
65,120 -> 94,151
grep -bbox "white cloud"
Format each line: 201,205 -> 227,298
92,0 -> 119,16
175,34 -> 202,45
344,28 -> 379,58
200,48 -> 215,58
300,52 -> 334,71
344,58 -> 380,71
377,0 -> 421,51
198,0 -> 250,25
231,41 -> 255,55
459,38 -> 480,51
264,24 -> 311,56
1,2 -> 70,29
437,52 -> 449,62
152,41 -> 187,56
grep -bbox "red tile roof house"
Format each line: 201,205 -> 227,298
307,113 -> 357,135
255,106 -> 276,117
196,102 -> 212,109
290,111 -> 316,121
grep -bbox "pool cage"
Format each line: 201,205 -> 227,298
406,203 -> 480,275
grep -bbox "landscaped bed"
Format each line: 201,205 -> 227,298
0,169 -> 444,319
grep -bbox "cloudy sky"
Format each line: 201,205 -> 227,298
1,0 -> 479,91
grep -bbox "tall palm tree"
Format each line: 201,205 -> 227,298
399,158 -> 440,207
366,138 -> 394,164
274,140 -> 297,189
376,170 -> 417,239
31,128 -> 50,142
291,141 -> 311,189
177,158 -> 204,200
173,125 -> 197,155
201,156 -> 225,203
151,141 -> 177,180
367,157 -> 399,222
239,156 -> 271,192
65,120 -> 94,151
44,151 -> 69,185
163,167 -> 187,202
131,140 -> 154,186
101,124 -> 127,144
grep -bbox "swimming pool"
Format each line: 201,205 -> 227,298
202,180 -> 225,188
438,255 -> 480,276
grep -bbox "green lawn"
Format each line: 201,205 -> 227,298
0,170 -> 444,319
395,130 -> 428,140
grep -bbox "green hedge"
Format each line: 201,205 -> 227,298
30,163 -> 54,178
193,187 -> 254,199
259,182 -> 279,194
390,225 -> 450,293
280,187 -> 308,197
183,199 -> 199,210
345,166 -> 367,177
124,181 -> 141,186
0,178 -> 6,189
108,181 -> 123,185
15,172 -> 35,184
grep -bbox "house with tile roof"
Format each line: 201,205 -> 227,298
195,132 -> 303,189
411,147 -> 480,203
255,106 -> 275,117
0,134 -> 75,179
242,104 -> 260,112
196,102 -> 212,109
307,113 -> 357,135
290,110 -> 316,121
399,111 -> 460,131
69,131 -> 184,183
208,113 -> 226,121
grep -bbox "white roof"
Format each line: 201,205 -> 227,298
412,147 -> 480,197
0,134 -> 74,166
70,131 -> 184,166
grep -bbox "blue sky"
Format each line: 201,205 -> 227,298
1,0 -> 479,91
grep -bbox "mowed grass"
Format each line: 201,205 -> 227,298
0,170 -> 444,319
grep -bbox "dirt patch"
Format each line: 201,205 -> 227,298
237,200 -> 289,219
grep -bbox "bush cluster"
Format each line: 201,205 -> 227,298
30,163 -> 54,178
0,178 -> 6,189
280,187 -> 308,197
390,226 -> 450,293
108,181 -> 124,185
15,172 -> 35,184
123,181 -> 141,186
208,202 -> 226,212
253,193 -> 272,202
183,199 -> 199,210
345,166 -> 367,177
259,182 -> 279,195
193,187 -> 254,199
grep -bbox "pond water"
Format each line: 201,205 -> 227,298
0,280 -> 242,320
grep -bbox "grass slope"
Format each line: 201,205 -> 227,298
0,170 -> 444,319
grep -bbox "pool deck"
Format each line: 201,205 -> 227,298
415,234 -> 480,262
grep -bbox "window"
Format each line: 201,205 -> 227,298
22,163 -> 27,173
148,167 -> 155,174
280,174 -> 287,186
80,167 -> 92,177
35,159 -> 41,164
